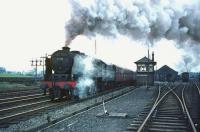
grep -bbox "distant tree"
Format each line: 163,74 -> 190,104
0,67 -> 6,73
16,72 -> 22,75
25,69 -> 35,76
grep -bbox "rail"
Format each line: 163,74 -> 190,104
169,87 -> 185,113
194,82 -> 200,95
182,85 -> 197,132
137,84 -> 176,132
136,83 -> 197,132
137,85 -> 162,132
0,93 -> 44,102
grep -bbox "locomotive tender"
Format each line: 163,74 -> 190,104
40,46 -> 136,100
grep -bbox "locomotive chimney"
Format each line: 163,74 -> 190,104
152,52 -> 154,61
62,46 -> 70,51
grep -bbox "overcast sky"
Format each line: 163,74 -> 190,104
0,0 -> 187,72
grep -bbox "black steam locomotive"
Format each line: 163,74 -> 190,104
40,47 -> 136,100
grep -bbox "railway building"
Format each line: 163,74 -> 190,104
155,65 -> 178,82
135,52 -> 156,86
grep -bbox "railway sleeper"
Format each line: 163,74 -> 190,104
132,117 -> 148,122
153,116 -> 182,120
131,120 -> 144,124
126,126 -> 138,131
156,113 -> 183,118
143,107 -> 152,110
138,113 -> 149,117
157,111 -> 182,114
126,119 -> 187,131
156,112 -> 183,116
148,127 -> 187,132
158,107 -> 181,111
150,121 -> 187,126
140,111 -> 151,114
148,124 -> 187,130
152,118 -> 186,123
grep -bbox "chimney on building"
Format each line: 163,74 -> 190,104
152,52 -> 154,61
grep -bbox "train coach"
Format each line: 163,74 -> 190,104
40,46 -> 136,100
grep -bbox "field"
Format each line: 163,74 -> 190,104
0,73 -> 40,91
0,82 -> 39,92
0,73 -> 32,78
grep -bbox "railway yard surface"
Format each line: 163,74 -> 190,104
0,83 -> 199,132
40,86 -> 156,132
0,86 -> 156,132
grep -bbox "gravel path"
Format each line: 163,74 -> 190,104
42,86 -> 156,132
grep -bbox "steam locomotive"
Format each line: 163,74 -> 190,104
40,47 -> 136,100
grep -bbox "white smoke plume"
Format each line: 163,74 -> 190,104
72,55 -> 96,98
76,77 -> 96,98
66,0 -> 200,43
66,0 -> 200,71
72,55 -> 95,76
71,54 -> 116,98
178,44 -> 200,72
183,55 -> 192,72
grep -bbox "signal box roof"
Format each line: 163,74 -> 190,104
135,56 -> 156,64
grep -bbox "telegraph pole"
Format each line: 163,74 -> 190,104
40,53 -> 48,78
31,59 -> 43,82
147,40 -> 150,89
95,39 -> 97,56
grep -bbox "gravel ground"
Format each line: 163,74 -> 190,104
42,86 -> 156,132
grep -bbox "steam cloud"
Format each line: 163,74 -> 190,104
66,0 -> 200,71
72,55 -> 96,98
71,54 -> 115,98
183,55 -> 192,72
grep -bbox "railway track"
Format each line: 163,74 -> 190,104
0,93 -> 80,128
0,86 -> 135,129
125,83 -> 197,132
0,93 -> 52,128
0,93 -> 48,109
0,86 -> 51,128
0,88 -> 42,99
189,82 -> 200,130
0,100 -> 63,128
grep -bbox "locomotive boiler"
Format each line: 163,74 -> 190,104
40,46 -> 136,100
